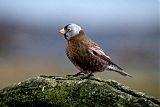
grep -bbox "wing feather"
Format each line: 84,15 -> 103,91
88,46 -> 123,71
89,46 -> 110,60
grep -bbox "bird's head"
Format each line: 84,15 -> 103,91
59,23 -> 82,40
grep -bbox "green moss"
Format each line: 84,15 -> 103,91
0,76 -> 159,107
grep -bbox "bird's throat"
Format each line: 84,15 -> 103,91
64,34 -> 68,40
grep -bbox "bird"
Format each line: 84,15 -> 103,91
59,23 -> 132,78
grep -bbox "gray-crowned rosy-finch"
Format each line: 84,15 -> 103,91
59,23 -> 132,78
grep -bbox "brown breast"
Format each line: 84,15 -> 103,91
65,31 -> 108,73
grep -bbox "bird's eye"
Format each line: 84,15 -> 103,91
67,28 -> 72,32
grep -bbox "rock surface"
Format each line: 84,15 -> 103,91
0,76 -> 159,107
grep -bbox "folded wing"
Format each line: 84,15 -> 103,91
88,46 -> 132,77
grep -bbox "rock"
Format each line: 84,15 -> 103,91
0,76 -> 159,107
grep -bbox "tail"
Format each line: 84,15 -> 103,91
107,63 -> 132,77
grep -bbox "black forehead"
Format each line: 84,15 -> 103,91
64,24 -> 71,29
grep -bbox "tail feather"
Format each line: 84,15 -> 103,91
107,63 -> 132,77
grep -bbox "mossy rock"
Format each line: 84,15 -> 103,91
0,76 -> 159,107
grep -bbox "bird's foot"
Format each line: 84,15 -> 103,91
80,73 -> 94,79
40,75 -> 55,78
67,72 -> 85,77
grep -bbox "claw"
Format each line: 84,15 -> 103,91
80,73 -> 94,79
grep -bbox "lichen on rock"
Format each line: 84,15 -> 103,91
0,76 -> 159,107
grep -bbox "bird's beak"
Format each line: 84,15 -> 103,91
59,28 -> 65,35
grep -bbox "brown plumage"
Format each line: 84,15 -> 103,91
59,24 -> 132,78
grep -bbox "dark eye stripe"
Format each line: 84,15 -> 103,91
64,24 -> 71,30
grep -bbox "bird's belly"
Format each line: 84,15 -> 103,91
83,56 -> 107,72
67,52 -> 107,73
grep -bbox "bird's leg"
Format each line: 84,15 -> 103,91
73,72 -> 85,77
80,72 -> 94,79
67,72 -> 84,77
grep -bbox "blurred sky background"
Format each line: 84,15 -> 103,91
0,0 -> 159,97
